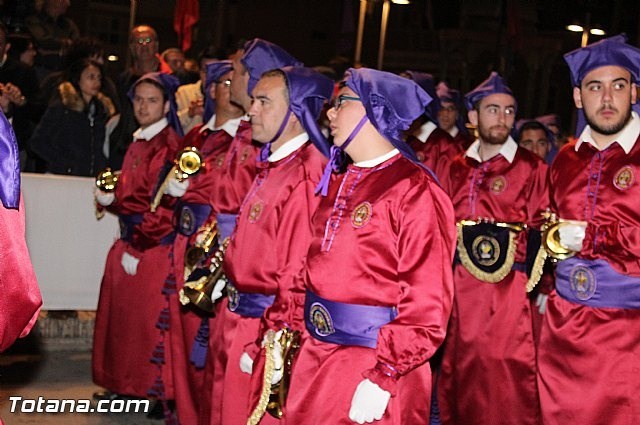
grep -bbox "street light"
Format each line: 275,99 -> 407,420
566,14 -> 605,47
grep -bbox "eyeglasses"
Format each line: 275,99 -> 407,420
218,79 -> 231,87
333,95 -> 361,110
133,37 -> 155,45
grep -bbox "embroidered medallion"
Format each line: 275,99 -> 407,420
471,235 -> 500,267
227,283 -> 240,311
613,165 -> 635,190
309,302 -> 335,336
240,146 -> 252,162
351,202 -> 372,228
179,206 -> 196,235
216,154 -> 225,168
248,201 -> 264,223
490,176 -> 507,194
569,265 -> 596,300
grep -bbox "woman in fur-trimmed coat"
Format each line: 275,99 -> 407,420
30,58 -> 116,176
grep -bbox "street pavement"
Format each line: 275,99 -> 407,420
0,333 -> 161,425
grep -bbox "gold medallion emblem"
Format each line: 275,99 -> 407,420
216,154 -> 225,168
613,165 -> 635,190
240,146 -> 252,162
490,176 -> 507,194
309,303 -> 335,336
351,202 -> 372,228
248,201 -> 264,223
471,235 -> 500,266
227,284 -> 240,311
569,265 -> 596,300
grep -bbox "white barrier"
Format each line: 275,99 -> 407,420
22,173 -> 120,310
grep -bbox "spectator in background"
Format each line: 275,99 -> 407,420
29,58 -> 116,176
162,47 -> 198,85
516,119 -> 554,162
25,0 -> 79,79
175,45 -> 226,134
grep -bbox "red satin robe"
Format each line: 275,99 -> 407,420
92,125 -> 181,398
408,125 -> 462,175
281,153 -> 456,425
213,141 -> 326,425
0,197 -> 42,352
538,136 -> 640,425
168,123 -> 236,425
437,147 -> 549,425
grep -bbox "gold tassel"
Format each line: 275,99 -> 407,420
526,244 -> 548,292
247,330 -> 276,425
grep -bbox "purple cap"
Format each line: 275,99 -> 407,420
128,72 -> 184,136
0,109 -> 20,209
437,81 -> 467,134
464,72 -> 516,112
345,67 -> 432,161
241,38 -> 303,95
535,114 -> 560,129
564,34 -> 640,87
280,66 -> 333,157
203,60 -> 233,124
403,70 -> 440,123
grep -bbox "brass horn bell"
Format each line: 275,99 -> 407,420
541,212 -> 586,261
176,146 -> 203,179
180,238 -> 229,313
266,328 -> 301,419
95,168 -> 119,192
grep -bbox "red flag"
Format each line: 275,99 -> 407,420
174,0 -> 200,52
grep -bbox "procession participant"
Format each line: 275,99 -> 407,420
268,67 -> 456,425
436,81 -> 474,149
92,73 -> 182,412
199,38 -> 303,425
537,35 -> 640,425
400,70 -> 459,174
160,60 -> 244,425
437,72 -> 549,425
516,119 -> 554,161
0,110 -> 41,353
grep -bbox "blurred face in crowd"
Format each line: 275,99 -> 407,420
469,93 -> 516,145
21,42 -> 37,67
212,70 -> 243,116
519,128 -> 549,159
327,86 -> 366,149
438,100 -> 458,132
78,64 -> 101,102
0,29 -> 7,58
130,26 -> 158,62
164,50 -> 185,74
574,65 -> 636,138
46,0 -> 70,17
248,74 -> 291,146
230,51 -> 250,111
133,81 -> 169,129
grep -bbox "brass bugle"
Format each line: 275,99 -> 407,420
184,220 -> 219,280
150,147 -> 205,212
266,328 -> 301,419
458,218 -> 527,232
95,168 -> 120,192
540,211 -> 587,261
180,237 -> 229,312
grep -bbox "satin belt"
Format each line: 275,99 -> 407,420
556,257 -> 640,309
304,289 -> 398,348
175,202 -> 212,236
216,212 -> 237,240
226,280 -> 275,318
119,214 -> 175,245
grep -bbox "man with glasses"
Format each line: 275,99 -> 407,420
437,72 -> 549,425
437,81 -> 474,149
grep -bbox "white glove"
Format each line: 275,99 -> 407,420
210,278 -> 226,302
121,252 -> 140,276
240,352 -> 254,375
558,223 -> 587,252
349,379 -> 391,424
95,188 -> 115,206
164,176 -> 190,197
535,293 -> 548,315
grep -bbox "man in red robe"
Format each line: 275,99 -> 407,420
437,72 -> 549,425
537,35 -> 640,425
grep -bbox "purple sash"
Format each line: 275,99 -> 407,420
304,290 -> 397,348
175,202 -> 212,236
216,213 -> 237,240
226,280 -> 274,318
556,257 -> 640,309
119,214 -> 175,246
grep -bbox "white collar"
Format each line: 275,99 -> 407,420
133,118 -> 169,141
447,126 -> 459,138
200,114 -> 243,138
355,149 -> 400,168
415,121 -> 438,143
465,135 -> 518,164
575,111 -> 640,154
269,132 -> 308,162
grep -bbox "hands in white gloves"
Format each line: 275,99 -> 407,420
121,251 -> 140,276
260,330 -> 284,384
95,188 -> 115,206
349,379 -> 391,424
535,293 -> 548,314
210,278 -> 226,302
558,223 -> 587,252
164,176 -> 190,197
240,352 -> 254,375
